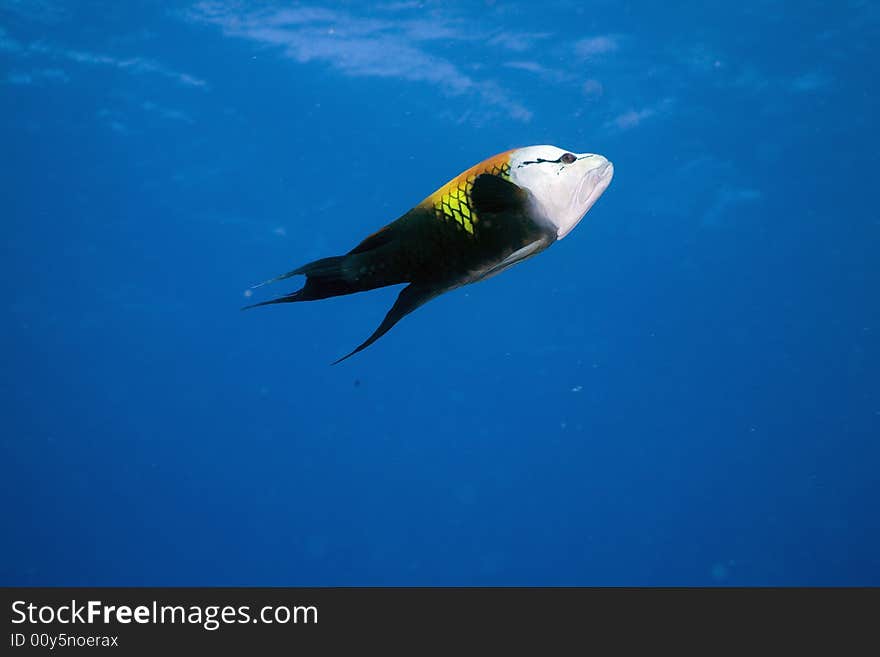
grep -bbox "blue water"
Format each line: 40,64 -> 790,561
2,1 -> 878,586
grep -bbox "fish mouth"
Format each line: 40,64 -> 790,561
574,160 -> 614,211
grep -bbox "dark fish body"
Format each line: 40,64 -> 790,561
247,146 -> 613,362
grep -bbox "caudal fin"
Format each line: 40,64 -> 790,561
244,229 -> 431,362
242,255 -> 359,309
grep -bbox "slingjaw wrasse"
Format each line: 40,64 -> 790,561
246,145 -> 614,363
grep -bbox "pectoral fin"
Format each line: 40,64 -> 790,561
332,283 -> 445,365
475,238 -> 550,283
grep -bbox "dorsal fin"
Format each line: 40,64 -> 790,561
348,224 -> 395,255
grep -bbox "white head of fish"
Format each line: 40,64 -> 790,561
508,145 -> 614,239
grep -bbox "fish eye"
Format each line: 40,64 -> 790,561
560,153 -> 577,164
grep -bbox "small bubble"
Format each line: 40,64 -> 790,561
711,563 -> 729,581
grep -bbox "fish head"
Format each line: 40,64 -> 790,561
509,145 -> 614,239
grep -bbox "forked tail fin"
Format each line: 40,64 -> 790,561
243,222 -> 438,362
242,255 -> 356,309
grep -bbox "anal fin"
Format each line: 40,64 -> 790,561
332,283 -> 444,364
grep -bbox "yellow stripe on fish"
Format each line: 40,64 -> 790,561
422,149 -> 513,235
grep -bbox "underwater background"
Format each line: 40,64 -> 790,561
2,1 -> 878,585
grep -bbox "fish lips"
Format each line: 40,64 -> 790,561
556,159 -> 613,239
576,159 -> 614,208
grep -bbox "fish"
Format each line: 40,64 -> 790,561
245,145 -> 614,363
